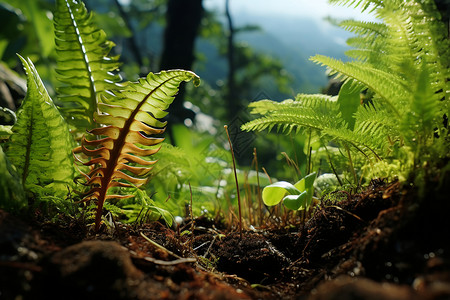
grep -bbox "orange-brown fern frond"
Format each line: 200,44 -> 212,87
74,70 -> 200,231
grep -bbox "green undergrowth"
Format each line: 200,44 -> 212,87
243,0 -> 449,201
0,0 -> 448,232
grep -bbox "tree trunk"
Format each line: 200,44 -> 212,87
113,0 -> 145,74
159,0 -> 203,137
225,0 -> 240,122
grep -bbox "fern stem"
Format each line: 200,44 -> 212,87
324,144 -> 343,186
188,182 -> 195,234
344,144 -> 358,186
224,125 -> 242,239
289,133 -> 300,173
253,147 -> 262,226
306,128 -> 312,174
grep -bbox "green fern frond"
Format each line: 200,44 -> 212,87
242,94 -> 344,135
339,20 -> 388,37
319,0 -> 449,170
322,127 -> 381,159
341,21 -> 389,67
54,0 -> 122,131
342,0 -> 449,105
398,1 -> 450,104
311,55 -> 409,115
353,102 -> 399,152
7,56 -> 74,197
379,4 -> 428,82
328,0 -> 382,12
401,65 -> 440,148
247,95 -> 333,116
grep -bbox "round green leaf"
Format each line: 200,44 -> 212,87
262,181 -> 299,206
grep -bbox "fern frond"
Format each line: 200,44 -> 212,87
328,0 -> 382,13
74,69 -> 200,231
242,85 -> 386,164
378,3 -> 427,82
54,0 -> 122,131
401,65 -> 440,147
242,94 -> 343,135
7,56 -> 74,197
353,101 -> 399,152
339,20 -> 388,37
399,0 -> 450,104
322,127 -> 381,160
344,0 -> 449,106
340,21 -> 389,68
311,55 -> 410,115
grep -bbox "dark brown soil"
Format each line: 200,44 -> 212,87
1,178 -> 450,299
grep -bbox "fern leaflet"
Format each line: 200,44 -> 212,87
242,94 -> 344,134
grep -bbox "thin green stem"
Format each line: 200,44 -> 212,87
224,125 -> 242,239
188,182 -> 195,234
324,144 -> 343,186
306,128 -> 312,174
253,148 -> 262,226
345,144 -> 358,186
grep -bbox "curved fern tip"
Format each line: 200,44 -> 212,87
16,53 -> 25,63
158,69 -> 201,87
192,74 -> 201,87
17,54 -> 32,74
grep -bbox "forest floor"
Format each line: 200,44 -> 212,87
1,177 -> 450,300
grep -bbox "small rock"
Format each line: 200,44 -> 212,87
48,240 -> 142,299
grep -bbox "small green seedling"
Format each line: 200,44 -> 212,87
262,172 -> 316,211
